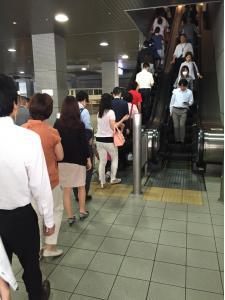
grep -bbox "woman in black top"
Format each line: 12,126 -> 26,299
54,96 -> 91,225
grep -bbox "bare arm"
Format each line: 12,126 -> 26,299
54,142 -> 64,161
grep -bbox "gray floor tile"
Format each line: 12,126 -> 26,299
166,203 -> 187,211
142,207 -> 164,218
49,290 -> 71,299
60,220 -> 87,234
49,265 -> 84,292
73,234 -> 104,251
215,237 -> 224,253
186,289 -> 224,300
11,282 -> 27,300
120,205 -> 143,215
211,214 -> 224,226
187,249 -> 219,270
164,209 -> 187,221
162,219 -> 186,233
102,200 -> 125,211
107,224 -> 135,240
119,256 -> 153,280
58,231 -> 80,246
152,261 -> 185,287
187,234 -> 217,252
148,282 -> 185,300
99,237 -> 130,255
114,214 -> 139,227
88,252 -> 123,274
60,248 -> 95,269
188,204 -> 210,214
83,222 -> 111,236
218,253 -> 224,271
138,216 -> 162,230
133,227 -> 160,243
186,266 -> 223,293
156,244 -> 186,265
91,211 -> 118,224
75,270 -> 115,299
126,240 -> 157,260
188,212 -> 211,224
42,246 -> 70,265
159,231 -> 186,248
210,203 -> 224,215
145,201 -> 166,209
108,276 -> 149,300
213,225 -> 224,238
12,256 -> 22,275
221,271 -> 224,288
187,222 -> 214,236
71,294 -> 98,300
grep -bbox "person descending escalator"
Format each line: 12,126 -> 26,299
170,79 -> 194,144
135,62 -> 154,125
174,65 -> 193,91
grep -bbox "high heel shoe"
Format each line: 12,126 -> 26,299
79,211 -> 89,221
68,216 -> 76,226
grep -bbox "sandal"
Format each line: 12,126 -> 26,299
68,216 -> 76,226
79,211 -> 89,221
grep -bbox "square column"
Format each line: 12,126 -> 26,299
32,33 -> 67,123
102,62 -> 119,94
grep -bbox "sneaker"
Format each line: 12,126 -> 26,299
68,216 -> 76,226
110,178 -> 121,185
79,211 -> 89,221
43,249 -> 63,257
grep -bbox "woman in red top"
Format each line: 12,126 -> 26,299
128,82 -> 142,112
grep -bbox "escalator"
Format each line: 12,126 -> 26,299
145,3 -> 223,180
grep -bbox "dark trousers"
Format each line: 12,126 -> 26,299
0,204 -> 42,300
73,144 -> 93,198
139,88 -> 152,124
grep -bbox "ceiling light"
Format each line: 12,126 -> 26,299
121,54 -> 129,59
13,21 -> 17,25
81,67 -> 87,71
100,42 -> 109,47
8,48 -> 16,52
55,13 -> 69,23
19,71 -> 24,74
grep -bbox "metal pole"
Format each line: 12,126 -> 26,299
133,113 -> 142,195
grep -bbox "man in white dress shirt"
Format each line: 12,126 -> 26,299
135,62 -> 154,124
170,78 -> 194,143
0,74 -> 55,300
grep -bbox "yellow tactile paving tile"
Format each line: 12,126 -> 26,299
182,189 -> 203,205
143,187 -> 164,201
162,188 -> 183,203
91,183 -> 132,198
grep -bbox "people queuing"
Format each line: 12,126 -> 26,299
54,96 -> 91,225
22,93 -> 64,258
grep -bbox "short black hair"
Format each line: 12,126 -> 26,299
157,17 -> 163,25
180,33 -> 187,39
113,87 -> 121,96
76,90 -> 89,103
29,93 -> 53,121
185,51 -> 193,59
154,26 -> 161,34
143,40 -> 149,48
0,74 -> 18,117
178,79 -> 188,87
143,62 -> 150,68
128,81 -> 138,90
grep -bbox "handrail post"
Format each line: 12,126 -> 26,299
133,113 -> 142,195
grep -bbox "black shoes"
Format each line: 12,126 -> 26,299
41,280 -> 50,300
68,216 -> 76,226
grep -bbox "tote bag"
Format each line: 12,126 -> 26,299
114,127 -> 125,147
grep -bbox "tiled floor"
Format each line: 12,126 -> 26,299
11,175 -> 224,299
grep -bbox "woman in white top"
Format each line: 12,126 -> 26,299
179,51 -> 203,80
96,93 -> 129,188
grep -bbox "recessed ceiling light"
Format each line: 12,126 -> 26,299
8,48 -> 16,52
81,67 -> 87,71
13,21 -> 17,25
121,54 -> 129,59
100,41 -> 109,47
55,13 -> 69,23
19,71 -> 24,74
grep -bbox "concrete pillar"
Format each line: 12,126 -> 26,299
32,33 -> 67,123
101,62 -> 119,94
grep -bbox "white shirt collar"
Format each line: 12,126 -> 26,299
0,116 -> 14,126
